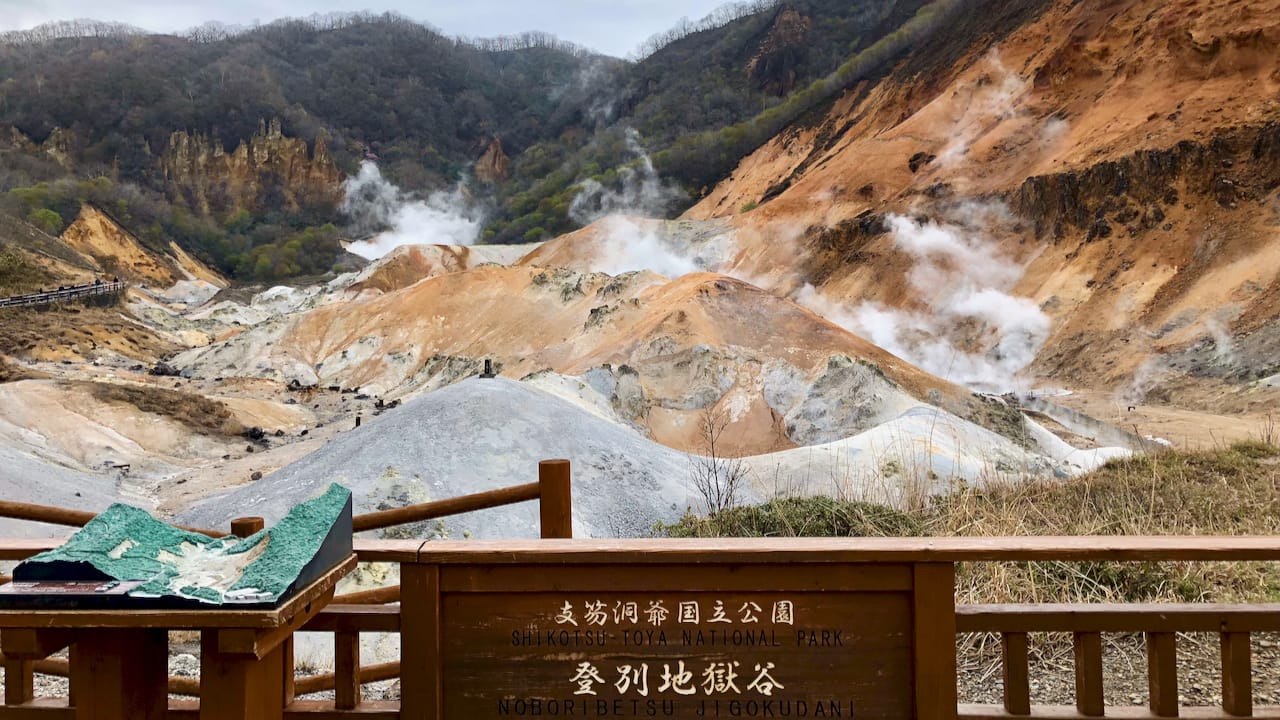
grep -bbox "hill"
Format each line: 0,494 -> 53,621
177,377 -> 703,538
0,3 -> 965,276
668,0 -> 1280,415
170,261 -> 985,455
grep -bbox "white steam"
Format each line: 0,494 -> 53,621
1205,318 -> 1237,366
570,130 -> 682,224
1119,357 -> 1172,407
341,161 -> 483,260
797,207 -> 1050,393
568,129 -> 702,278
937,52 -> 1030,168
591,217 -> 701,278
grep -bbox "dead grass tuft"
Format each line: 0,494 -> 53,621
73,381 -> 246,437
0,358 -> 47,382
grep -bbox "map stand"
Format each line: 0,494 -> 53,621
0,554 -> 356,720
0,485 -> 356,719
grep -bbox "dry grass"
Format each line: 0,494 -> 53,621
73,381 -> 247,437
938,441 -> 1280,604
662,441 -> 1280,605
0,244 -> 60,296
0,305 -> 178,362
0,357 -> 47,382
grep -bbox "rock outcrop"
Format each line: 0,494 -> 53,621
161,119 -> 342,218
4,126 -> 79,169
746,8 -> 812,96
1015,122 -> 1280,240
474,137 -> 510,184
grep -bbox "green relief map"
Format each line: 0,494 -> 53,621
14,484 -> 351,605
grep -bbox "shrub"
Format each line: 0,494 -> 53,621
26,208 -> 65,235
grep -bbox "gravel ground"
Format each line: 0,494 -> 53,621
6,635 -> 1278,709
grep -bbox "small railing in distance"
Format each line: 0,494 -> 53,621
0,458 -> 574,711
0,281 -> 127,309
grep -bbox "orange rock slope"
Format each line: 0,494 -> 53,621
671,0 -> 1280,399
181,264 -> 974,455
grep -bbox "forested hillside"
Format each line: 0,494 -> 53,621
0,1 -> 961,278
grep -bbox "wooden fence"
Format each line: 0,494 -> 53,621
1,468 -> 1278,719
0,458 -> 573,716
0,281 -> 126,309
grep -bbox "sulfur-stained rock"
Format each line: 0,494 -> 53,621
161,120 -> 342,218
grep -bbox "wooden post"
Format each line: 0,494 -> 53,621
67,643 -> 79,707
1221,632 -> 1252,717
281,637 -> 296,708
1147,631 -> 1179,717
1001,632 -> 1031,715
3,658 -> 33,705
400,564 -> 441,720
334,631 -> 361,710
231,517 -> 265,537
70,629 -> 168,720
199,630 -> 286,720
1073,631 -> 1105,717
913,563 -> 958,720
538,459 -> 572,539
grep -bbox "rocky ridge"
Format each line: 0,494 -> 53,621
161,118 -> 342,217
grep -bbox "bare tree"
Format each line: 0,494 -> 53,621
631,0 -> 779,60
689,406 -> 746,516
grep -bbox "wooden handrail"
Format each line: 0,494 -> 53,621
0,501 -> 96,528
957,602 -> 1280,719
294,661 -> 401,696
302,605 -> 401,633
4,535 -> 1280,565
0,501 -> 222,537
0,655 -> 397,699
957,603 -> 1280,632
385,535 -> 1280,564
331,585 -> 400,605
350,458 -> 572,534
351,482 -> 541,532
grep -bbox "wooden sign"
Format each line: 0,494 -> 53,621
405,546 -> 957,720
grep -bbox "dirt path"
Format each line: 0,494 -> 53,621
1052,389 -> 1276,450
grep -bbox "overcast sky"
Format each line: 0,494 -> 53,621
0,0 -> 732,57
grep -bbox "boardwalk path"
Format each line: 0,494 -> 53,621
0,281 -> 126,309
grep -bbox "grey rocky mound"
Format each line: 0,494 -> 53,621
0,446 -> 121,538
178,378 -> 704,538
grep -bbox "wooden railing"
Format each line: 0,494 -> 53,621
1,506 -> 1278,719
956,603 -> 1280,719
0,281 -> 126,309
0,458 -> 574,715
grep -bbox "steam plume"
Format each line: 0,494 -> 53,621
1205,318 -> 1237,366
797,205 -> 1050,393
568,129 -> 703,277
1119,357 -> 1171,407
937,52 -> 1029,168
591,217 -> 701,278
341,161 -> 482,260
569,130 -> 682,224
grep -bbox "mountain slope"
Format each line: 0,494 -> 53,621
177,377 -> 703,538
678,0 -> 1280,410
172,261 -> 991,455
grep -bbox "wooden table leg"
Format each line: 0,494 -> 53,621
3,658 -> 34,705
200,630 -> 285,720
69,629 -> 168,720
